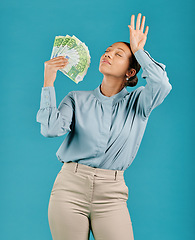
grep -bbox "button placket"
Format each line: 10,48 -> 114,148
98,101 -> 113,152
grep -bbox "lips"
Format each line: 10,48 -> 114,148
102,59 -> 111,65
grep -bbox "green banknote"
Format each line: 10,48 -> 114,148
50,35 -> 91,84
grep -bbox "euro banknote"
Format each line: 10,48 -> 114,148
50,35 -> 91,84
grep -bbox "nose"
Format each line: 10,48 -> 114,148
104,52 -> 111,59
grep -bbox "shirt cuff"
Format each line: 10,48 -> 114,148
134,49 -> 166,71
40,86 -> 57,108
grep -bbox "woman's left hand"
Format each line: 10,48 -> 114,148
128,13 -> 149,54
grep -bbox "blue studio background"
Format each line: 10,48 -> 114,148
0,0 -> 194,239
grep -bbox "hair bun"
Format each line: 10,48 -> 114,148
126,75 -> 138,87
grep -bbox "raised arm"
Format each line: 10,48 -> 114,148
36,86 -> 74,137
134,49 -> 172,119
128,13 -> 172,119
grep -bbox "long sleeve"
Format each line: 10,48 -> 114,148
40,82 -> 172,170
134,49 -> 172,119
36,86 -> 74,137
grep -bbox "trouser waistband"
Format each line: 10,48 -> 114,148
62,161 -> 124,180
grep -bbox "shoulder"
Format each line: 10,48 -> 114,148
126,86 -> 144,98
67,89 -> 95,102
69,89 -> 94,97
135,86 -> 145,95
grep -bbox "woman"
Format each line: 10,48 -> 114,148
36,13 -> 172,240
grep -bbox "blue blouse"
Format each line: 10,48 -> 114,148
36,49 -> 172,171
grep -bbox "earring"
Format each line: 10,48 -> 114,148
126,77 -> 129,80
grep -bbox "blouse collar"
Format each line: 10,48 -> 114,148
93,84 -> 129,105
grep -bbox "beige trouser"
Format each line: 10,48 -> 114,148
48,161 -> 134,240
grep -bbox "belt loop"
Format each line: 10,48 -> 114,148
75,162 -> 78,173
115,170 -> 117,180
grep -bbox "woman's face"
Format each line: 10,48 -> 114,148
99,42 -> 132,79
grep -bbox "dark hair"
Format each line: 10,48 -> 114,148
119,41 -> 141,87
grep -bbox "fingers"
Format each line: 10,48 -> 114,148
144,26 -> 149,36
130,15 -> 135,30
136,13 -> 141,30
140,15 -> 145,32
55,60 -> 69,69
130,13 -> 147,33
58,63 -> 68,69
50,57 -> 69,66
52,56 -> 68,62
45,56 -> 69,69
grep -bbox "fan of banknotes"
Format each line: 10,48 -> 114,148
50,35 -> 91,84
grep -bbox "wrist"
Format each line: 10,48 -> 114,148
43,81 -> 54,87
132,48 -> 144,55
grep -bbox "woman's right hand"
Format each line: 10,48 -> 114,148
43,56 -> 69,87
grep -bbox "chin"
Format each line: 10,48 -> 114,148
99,65 -> 110,74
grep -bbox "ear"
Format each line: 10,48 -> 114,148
126,68 -> 136,78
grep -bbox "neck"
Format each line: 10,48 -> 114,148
100,79 -> 125,97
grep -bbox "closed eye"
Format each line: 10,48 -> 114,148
104,50 -> 122,57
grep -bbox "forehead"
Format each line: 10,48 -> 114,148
107,42 -> 130,54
